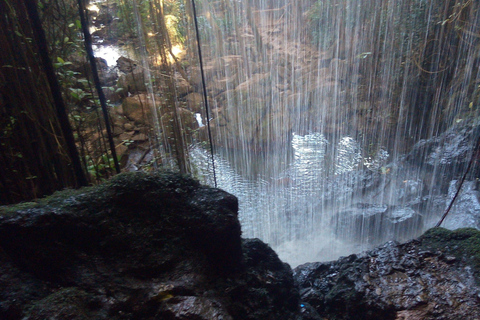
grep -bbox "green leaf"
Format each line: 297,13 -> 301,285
75,20 -> 82,29
14,31 -> 22,37
68,23 -> 75,28
69,90 -> 79,100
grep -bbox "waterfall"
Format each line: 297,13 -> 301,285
186,0 -> 480,266
93,0 -> 480,266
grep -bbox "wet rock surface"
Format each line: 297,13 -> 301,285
442,180 -> 480,229
0,172 -> 302,320
294,228 -> 480,320
320,121 -> 480,251
3,172 -> 480,320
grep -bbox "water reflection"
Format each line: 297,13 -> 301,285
192,132 -> 382,266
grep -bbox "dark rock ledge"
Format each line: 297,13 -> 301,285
0,172 -> 301,320
295,228 -> 480,320
2,172 -> 480,320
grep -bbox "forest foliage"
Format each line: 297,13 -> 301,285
1,0 -> 479,205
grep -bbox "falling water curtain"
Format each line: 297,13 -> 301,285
0,0 -> 88,205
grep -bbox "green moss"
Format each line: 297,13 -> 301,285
26,287 -> 101,319
0,171 -> 200,220
420,227 -> 480,278
0,183 -> 102,217
107,171 -> 199,195
0,201 -> 40,217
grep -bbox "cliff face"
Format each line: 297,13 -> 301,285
294,228 -> 480,320
0,172 -> 302,320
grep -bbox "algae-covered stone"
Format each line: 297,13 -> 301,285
420,227 -> 480,279
0,171 -> 302,320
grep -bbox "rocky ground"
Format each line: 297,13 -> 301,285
0,172 -> 301,320
295,228 -> 480,320
1,172 -> 480,319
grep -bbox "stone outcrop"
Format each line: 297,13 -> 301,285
0,172 -> 302,320
403,122 -> 480,191
112,94 -> 198,169
117,67 -> 148,93
315,120 -> 480,251
121,93 -> 155,125
3,172 -> 480,320
294,228 -> 480,320
117,56 -> 137,74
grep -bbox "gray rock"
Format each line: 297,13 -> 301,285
116,56 -> 137,73
295,228 -> 480,320
0,172 -> 303,320
117,67 -> 147,93
443,180 -> 480,229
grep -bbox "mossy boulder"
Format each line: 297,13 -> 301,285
0,172 -> 302,319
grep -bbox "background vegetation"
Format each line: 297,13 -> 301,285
1,0 -> 479,205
